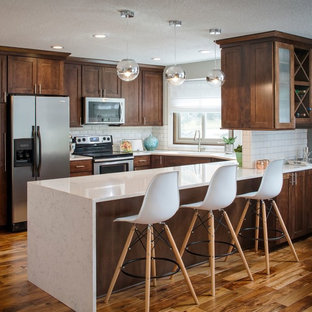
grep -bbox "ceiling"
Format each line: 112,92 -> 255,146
0,0 -> 311,66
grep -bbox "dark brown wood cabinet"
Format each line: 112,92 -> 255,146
122,75 -> 141,126
217,31 -> 312,130
0,55 -> 7,103
274,171 -> 310,242
8,56 -> 64,95
0,103 -> 7,226
70,159 -> 93,177
134,155 -> 151,170
64,63 -> 82,127
141,69 -> 163,126
82,64 -> 121,98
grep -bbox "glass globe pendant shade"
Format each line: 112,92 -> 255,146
206,68 -> 225,87
165,65 -> 186,86
117,58 -> 140,81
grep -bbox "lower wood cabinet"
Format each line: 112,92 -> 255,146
274,170 -> 311,243
134,155 -> 151,170
70,159 -> 92,177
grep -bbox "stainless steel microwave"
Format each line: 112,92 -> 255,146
83,97 -> 125,125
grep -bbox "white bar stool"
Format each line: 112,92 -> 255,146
105,171 -> 199,312
227,159 -> 299,274
173,164 -> 253,296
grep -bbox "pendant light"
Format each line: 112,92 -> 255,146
165,20 -> 186,86
116,10 -> 139,82
206,29 -> 225,87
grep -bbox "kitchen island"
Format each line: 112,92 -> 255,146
27,160 -> 312,312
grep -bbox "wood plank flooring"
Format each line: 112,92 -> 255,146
0,230 -> 312,311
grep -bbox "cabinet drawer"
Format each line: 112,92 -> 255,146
134,155 -> 151,169
70,159 -> 92,174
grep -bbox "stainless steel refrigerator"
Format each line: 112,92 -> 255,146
10,95 -> 70,231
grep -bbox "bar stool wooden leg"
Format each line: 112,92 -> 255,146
145,225 -> 152,312
223,210 -> 253,281
164,224 -> 199,305
255,200 -> 260,252
105,225 -> 136,303
151,226 -> 157,287
171,210 -> 199,277
272,200 -> 299,262
208,211 -> 215,296
261,200 -> 270,275
225,199 -> 250,261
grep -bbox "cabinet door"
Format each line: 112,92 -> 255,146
305,170 -> 312,233
0,55 -> 7,103
0,103 -> 7,226
142,70 -> 163,126
64,63 -> 82,127
122,75 -> 141,125
37,58 -> 64,95
8,56 -> 36,94
102,66 -> 121,98
82,65 -> 101,97
275,173 -> 292,242
151,155 -> 164,168
274,42 -> 295,129
292,171 -> 306,238
221,46 -> 248,129
250,42 -> 274,129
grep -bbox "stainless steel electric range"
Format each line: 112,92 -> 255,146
73,135 -> 134,174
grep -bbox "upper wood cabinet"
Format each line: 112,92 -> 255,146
0,55 -> 7,103
122,74 -> 141,126
141,69 -> 163,126
8,56 -> 64,95
64,63 -> 82,127
81,64 -> 121,98
217,31 -> 312,130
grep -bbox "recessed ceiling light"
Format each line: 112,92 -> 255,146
51,45 -> 64,50
209,28 -> 221,35
152,57 -> 161,61
92,34 -> 107,39
199,50 -> 211,54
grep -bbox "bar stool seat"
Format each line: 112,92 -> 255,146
105,171 -> 199,312
227,159 -> 299,275
173,164 -> 253,296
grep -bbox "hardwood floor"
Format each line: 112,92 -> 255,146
1,230 -> 312,312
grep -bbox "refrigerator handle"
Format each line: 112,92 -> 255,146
31,126 -> 36,177
37,126 -> 42,177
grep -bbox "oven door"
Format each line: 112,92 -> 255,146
93,158 -> 134,175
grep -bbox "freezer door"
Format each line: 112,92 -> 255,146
11,95 -> 36,224
36,96 -> 70,180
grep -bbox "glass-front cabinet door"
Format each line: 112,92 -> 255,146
274,42 -> 295,129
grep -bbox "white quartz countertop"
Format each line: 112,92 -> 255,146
133,150 -> 236,160
70,154 -> 93,161
29,161 -> 312,203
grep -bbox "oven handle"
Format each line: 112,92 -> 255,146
93,156 -> 134,163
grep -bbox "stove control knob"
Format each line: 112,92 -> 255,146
77,138 -> 81,142
82,138 -> 86,142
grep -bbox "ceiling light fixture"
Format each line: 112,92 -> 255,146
152,57 -> 161,61
165,20 -> 185,86
206,29 -> 225,87
209,28 -> 221,35
116,9 -> 139,82
199,50 -> 211,54
92,34 -> 107,39
51,45 -> 64,50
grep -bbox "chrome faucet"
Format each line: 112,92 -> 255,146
194,130 -> 201,152
303,146 -> 311,162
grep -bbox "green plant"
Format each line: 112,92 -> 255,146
222,136 -> 236,144
234,145 -> 242,153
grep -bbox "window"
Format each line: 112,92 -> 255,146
168,79 -> 229,145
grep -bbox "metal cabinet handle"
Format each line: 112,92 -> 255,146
103,88 -> 106,97
3,91 -> 6,103
160,156 -> 163,165
295,172 -> 297,185
79,117 -> 82,126
39,84 -> 42,94
138,159 -> 147,163
75,165 -> 85,168
34,84 -> 37,94
143,117 -> 146,125
37,126 -> 42,177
